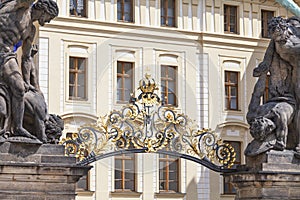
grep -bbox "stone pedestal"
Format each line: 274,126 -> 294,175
227,150 -> 300,200
0,142 -> 91,200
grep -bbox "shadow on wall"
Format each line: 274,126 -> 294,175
186,177 -> 198,200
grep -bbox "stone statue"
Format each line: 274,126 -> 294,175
246,16 -> 300,156
0,0 -> 63,144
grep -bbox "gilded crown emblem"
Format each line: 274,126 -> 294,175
138,74 -> 158,93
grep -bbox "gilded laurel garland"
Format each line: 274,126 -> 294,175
61,75 -> 236,171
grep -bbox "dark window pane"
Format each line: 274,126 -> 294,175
230,72 -> 237,83
169,171 -> 177,180
261,10 -> 274,38
115,170 -> 122,179
115,180 -> 122,189
169,162 -> 177,171
169,181 -> 178,191
125,172 -> 134,180
117,63 -> 123,73
126,180 -> 135,190
225,86 -> 229,96
160,181 -> 166,190
69,73 -> 75,84
69,86 -> 75,97
70,57 -> 75,69
115,159 -> 122,170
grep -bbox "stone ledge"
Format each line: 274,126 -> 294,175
244,150 -> 300,172
228,171 -> 300,200
0,154 -> 76,165
0,142 -> 65,155
226,149 -> 300,200
0,141 -> 91,200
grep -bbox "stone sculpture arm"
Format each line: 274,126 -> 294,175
253,40 -> 275,77
246,73 -> 267,122
0,0 -> 35,13
21,25 -> 39,92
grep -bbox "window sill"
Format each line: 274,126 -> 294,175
224,31 -> 239,35
76,190 -> 94,196
155,192 -> 186,198
220,193 -> 236,199
117,20 -> 134,23
69,15 -> 88,18
224,109 -> 242,113
110,191 -> 142,198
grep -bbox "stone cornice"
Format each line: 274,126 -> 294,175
41,17 -> 270,51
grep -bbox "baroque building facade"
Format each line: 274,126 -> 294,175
37,0 -> 296,199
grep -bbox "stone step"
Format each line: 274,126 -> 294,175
0,142 -> 65,156
0,154 -> 76,165
262,163 -> 300,172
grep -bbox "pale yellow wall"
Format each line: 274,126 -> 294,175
38,0 -> 296,200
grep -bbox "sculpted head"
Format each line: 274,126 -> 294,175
32,0 -> 59,26
268,16 -> 290,42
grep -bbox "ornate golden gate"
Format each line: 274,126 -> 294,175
62,75 -> 236,172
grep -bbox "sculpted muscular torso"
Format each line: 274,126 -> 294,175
0,0 -> 58,139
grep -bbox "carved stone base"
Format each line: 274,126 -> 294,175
227,150 -> 300,200
0,142 -> 91,200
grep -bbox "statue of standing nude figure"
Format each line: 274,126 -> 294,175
0,0 -> 63,144
246,16 -> 300,156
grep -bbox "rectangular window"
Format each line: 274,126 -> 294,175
224,5 -> 238,34
161,0 -> 176,27
224,71 -> 239,110
161,65 -> 177,106
117,0 -> 134,22
69,57 -> 87,100
117,61 -> 134,104
261,10 -> 274,38
159,154 -> 179,192
70,0 -> 87,17
223,141 -> 241,194
114,154 -> 135,191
